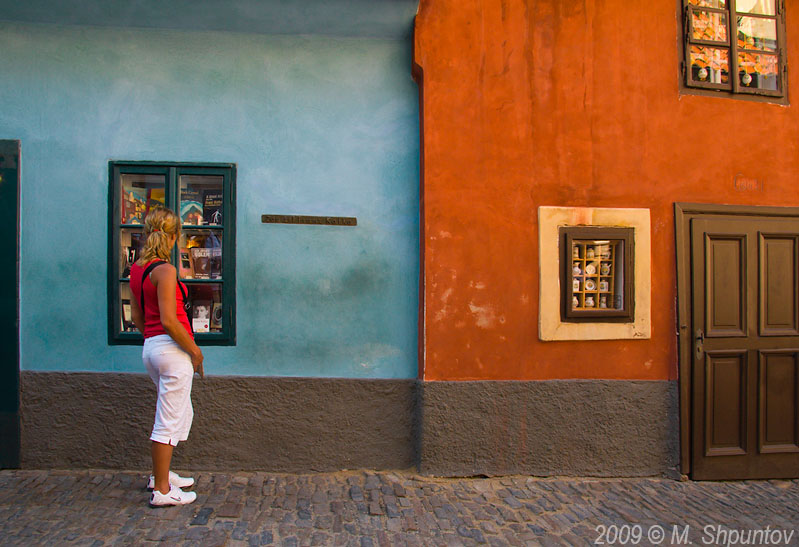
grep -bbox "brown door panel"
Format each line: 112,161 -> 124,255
691,218 -> 799,479
703,350 -> 748,457
758,350 -> 799,454
759,234 -> 799,337
701,232 -> 748,338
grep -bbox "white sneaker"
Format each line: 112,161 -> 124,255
149,483 -> 197,507
147,471 -> 194,490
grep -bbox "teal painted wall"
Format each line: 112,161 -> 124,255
0,21 -> 419,378
0,0 -> 417,39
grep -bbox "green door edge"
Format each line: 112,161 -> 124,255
0,140 -> 20,468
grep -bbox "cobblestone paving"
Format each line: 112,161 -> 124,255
1,470 -> 798,546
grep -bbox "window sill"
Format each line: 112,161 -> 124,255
680,86 -> 789,106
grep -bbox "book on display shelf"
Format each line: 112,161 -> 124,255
178,248 -> 193,279
210,248 -> 222,279
122,189 -> 147,224
122,184 -> 164,224
190,248 -> 211,279
121,232 -> 146,278
180,188 -> 203,225
203,232 -> 222,279
211,302 -> 223,330
121,247 -> 133,278
122,243 -> 141,278
202,189 -> 223,225
130,232 -> 145,253
121,299 -> 134,332
192,300 -> 212,333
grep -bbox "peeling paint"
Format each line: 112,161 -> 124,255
440,288 -> 453,302
468,301 -> 496,329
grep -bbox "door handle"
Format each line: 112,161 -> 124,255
695,329 -> 704,360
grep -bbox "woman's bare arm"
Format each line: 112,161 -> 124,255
151,264 -> 204,378
130,291 -> 145,334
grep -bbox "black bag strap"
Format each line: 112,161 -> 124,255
140,260 -> 189,318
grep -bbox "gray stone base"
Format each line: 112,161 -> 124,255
419,380 -> 680,478
20,372 -> 417,472
20,373 -> 678,476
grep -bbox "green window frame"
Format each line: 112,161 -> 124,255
108,161 -> 236,345
682,0 -> 787,100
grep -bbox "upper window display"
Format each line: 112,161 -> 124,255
109,162 -> 236,345
683,0 -> 786,99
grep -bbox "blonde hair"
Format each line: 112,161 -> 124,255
137,205 -> 180,264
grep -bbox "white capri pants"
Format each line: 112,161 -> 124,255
143,334 -> 194,446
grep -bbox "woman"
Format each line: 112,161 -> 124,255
130,205 -> 204,506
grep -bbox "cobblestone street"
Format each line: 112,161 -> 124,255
1,470 -> 797,546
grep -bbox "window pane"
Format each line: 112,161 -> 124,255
737,16 -> 777,52
179,175 -> 224,226
738,52 -> 779,90
692,10 -> 728,42
187,284 -> 223,333
121,174 -> 165,225
179,230 -> 223,280
735,0 -> 775,15
689,46 -> 730,84
687,0 -> 726,7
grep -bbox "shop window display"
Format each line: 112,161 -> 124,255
109,163 -> 236,345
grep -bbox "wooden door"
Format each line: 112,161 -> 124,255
691,216 -> 799,479
0,140 -> 20,468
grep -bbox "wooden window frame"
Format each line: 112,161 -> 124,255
108,161 -> 237,346
560,226 -> 635,322
682,0 -> 787,101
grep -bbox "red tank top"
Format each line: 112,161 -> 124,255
130,260 -> 193,339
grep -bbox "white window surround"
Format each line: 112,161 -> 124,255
538,206 -> 651,341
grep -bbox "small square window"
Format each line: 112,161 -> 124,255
560,227 -> 635,322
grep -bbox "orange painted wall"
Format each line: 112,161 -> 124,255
414,0 -> 799,381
